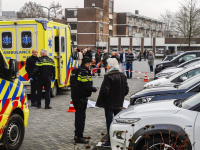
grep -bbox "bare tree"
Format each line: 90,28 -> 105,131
17,2 -> 46,18
175,0 -> 200,50
159,10 -> 176,37
49,1 -> 63,19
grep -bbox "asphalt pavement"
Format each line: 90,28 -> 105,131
19,59 -> 162,150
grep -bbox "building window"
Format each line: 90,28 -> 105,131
21,31 -> 32,49
100,23 -> 103,31
67,10 -> 77,18
71,35 -> 77,42
109,19 -> 113,25
2,32 -> 12,49
109,0 -> 113,14
70,23 -> 77,30
109,30 -> 113,36
100,11 -> 103,20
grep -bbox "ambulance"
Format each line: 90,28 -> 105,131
0,19 -> 78,97
0,49 -> 29,150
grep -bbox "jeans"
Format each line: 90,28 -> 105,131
104,108 -> 121,142
30,78 -> 37,104
150,65 -> 153,72
73,100 -> 87,138
126,63 -> 133,78
37,77 -> 51,107
121,62 -> 126,74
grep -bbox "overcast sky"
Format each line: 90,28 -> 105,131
2,0 -> 181,19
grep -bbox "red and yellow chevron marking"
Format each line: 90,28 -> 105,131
18,61 -> 29,82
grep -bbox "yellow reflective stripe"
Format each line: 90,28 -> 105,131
77,75 -> 92,82
36,63 -> 55,66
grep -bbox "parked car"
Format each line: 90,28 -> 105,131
155,57 -> 200,79
162,54 -> 178,61
110,92 -> 200,149
145,64 -> 200,88
155,51 -> 200,74
130,74 -> 200,105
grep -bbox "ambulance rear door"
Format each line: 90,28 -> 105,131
16,25 -> 38,84
0,25 -> 17,61
58,27 -> 67,85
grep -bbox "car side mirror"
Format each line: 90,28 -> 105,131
181,76 -> 188,82
9,59 -> 18,79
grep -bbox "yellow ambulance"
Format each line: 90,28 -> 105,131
0,19 -> 78,97
0,49 -> 29,150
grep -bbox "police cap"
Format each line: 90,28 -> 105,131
82,57 -> 92,64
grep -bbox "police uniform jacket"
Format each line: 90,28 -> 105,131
31,56 -> 55,80
25,55 -> 39,79
71,66 -> 96,101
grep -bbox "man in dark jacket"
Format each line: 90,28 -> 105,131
102,50 -> 109,73
85,47 -> 92,61
143,49 -> 147,61
126,49 -> 134,79
95,49 -> 102,76
96,58 -> 129,147
111,52 -> 120,63
25,49 -> 39,107
31,49 -> 55,109
71,57 -> 98,143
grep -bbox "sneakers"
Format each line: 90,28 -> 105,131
75,137 -> 89,144
45,106 -> 52,109
102,141 -> 111,147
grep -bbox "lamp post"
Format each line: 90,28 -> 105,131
39,5 -> 61,20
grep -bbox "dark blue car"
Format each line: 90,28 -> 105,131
130,74 -> 200,105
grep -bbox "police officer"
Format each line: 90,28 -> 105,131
25,49 -> 39,107
31,49 -> 55,109
71,57 -> 98,143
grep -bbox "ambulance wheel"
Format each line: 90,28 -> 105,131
51,82 -> 57,98
4,114 -> 25,150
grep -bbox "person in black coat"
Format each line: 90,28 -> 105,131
96,58 -> 129,147
126,49 -> 134,78
111,52 -> 120,63
143,49 -> 147,61
85,47 -> 92,61
95,49 -> 102,76
25,49 -> 39,107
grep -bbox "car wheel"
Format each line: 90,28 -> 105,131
136,134 -> 180,150
3,114 -> 25,150
51,82 -> 57,98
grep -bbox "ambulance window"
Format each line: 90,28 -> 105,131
54,36 -> 59,53
21,31 -> 32,49
61,37 -> 65,52
2,32 -> 12,49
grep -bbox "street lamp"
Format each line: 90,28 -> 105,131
39,5 -> 61,20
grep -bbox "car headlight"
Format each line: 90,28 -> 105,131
134,96 -> 155,105
157,64 -> 163,68
115,118 -> 140,124
113,131 -> 125,140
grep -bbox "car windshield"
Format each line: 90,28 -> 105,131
179,74 -> 200,88
166,67 -> 194,79
171,53 -> 184,62
177,59 -> 197,68
183,61 -> 200,68
181,93 -> 200,109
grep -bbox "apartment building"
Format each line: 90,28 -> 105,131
65,0 -> 114,50
113,11 -> 164,38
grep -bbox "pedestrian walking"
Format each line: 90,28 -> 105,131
71,57 -> 98,143
77,48 -> 83,66
147,51 -> 155,73
31,49 -> 55,109
85,47 -> 92,61
25,49 -> 39,107
126,49 -> 134,79
95,49 -> 102,76
96,58 -> 129,147
102,50 -> 109,73
120,49 -> 126,74
138,50 -> 142,61
143,49 -> 147,61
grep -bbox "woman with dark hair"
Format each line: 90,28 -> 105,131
77,48 -> 83,66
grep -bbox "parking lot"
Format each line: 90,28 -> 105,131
19,59 -> 161,150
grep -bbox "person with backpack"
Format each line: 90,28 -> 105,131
70,57 -> 98,144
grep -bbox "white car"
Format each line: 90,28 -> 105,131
144,64 -> 200,89
155,58 -> 200,79
110,93 -> 200,150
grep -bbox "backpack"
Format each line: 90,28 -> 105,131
70,68 -> 82,87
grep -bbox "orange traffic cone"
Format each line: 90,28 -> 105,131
144,73 -> 149,82
67,100 -> 76,113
